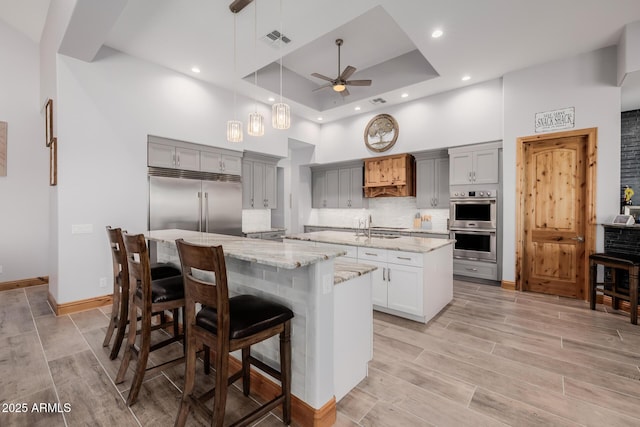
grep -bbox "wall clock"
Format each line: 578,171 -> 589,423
364,113 -> 399,152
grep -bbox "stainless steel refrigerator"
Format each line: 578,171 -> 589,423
148,169 -> 242,236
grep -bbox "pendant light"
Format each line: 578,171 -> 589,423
272,0 -> 290,129
247,0 -> 265,137
227,12 -> 243,142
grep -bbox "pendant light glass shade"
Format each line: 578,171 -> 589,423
272,102 -> 290,129
227,120 -> 243,142
248,111 -> 265,136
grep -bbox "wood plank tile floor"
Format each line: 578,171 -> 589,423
2,280 -> 640,426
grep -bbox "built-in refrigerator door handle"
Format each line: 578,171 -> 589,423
204,192 -> 209,232
198,192 -> 202,231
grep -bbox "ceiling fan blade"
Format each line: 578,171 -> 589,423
340,87 -> 350,97
312,83 -> 333,92
311,73 -> 334,82
339,65 -> 357,81
345,79 -> 372,86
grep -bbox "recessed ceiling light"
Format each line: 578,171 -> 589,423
401,93 -> 409,98
462,75 -> 471,81
317,117 -> 323,121
191,67 -> 201,73
268,97 -> 275,102
354,106 -> 361,111
431,29 -> 443,38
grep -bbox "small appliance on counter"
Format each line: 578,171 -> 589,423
623,205 -> 640,223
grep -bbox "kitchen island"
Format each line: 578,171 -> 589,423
145,229 -> 375,425
286,230 -> 454,323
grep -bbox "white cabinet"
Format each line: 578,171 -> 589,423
338,167 -> 365,208
201,151 -> 242,175
148,142 -> 200,171
386,263 -> 423,316
242,154 -> 279,209
415,151 -> 449,208
448,143 -> 500,185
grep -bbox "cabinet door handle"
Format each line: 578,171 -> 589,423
473,171 -> 476,181
382,267 -> 386,281
365,252 -> 378,256
387,268 -> 391,282
397,256 -> 412,261
251,198 -> 254,208
468,171 -> 472,182
172,153 -> 176,167
466,267 -> 479,272
177,153 -> 180,167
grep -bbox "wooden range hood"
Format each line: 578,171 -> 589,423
363,153 -> 415,198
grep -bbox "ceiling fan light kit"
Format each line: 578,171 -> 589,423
311,38 -> 372,97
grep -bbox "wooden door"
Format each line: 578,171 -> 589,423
522,136 -> 587,298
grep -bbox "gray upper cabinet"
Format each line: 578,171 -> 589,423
338,167 -> 365,208
148,137 -> 242,175
148,142 -> 200,171
416,155 -> 449,209
242,153 -> 279,209
201,150 -> 242,175
312,163 -> 365,209
448,143 -> 500,185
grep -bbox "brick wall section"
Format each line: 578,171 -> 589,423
603,225 -> 640,255
621,109 -> 640,206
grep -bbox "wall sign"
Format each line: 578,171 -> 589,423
364,113 -> 399,152
535,107 -> 575,133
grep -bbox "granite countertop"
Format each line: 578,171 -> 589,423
146,229 -> 345,270
242,227 -> 287,234
333,260 -> 378,285
285,231 -> 454,254
305,224 -> 449,235
602,223 -> 640,229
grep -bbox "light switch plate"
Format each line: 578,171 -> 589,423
71,224 -> 93,234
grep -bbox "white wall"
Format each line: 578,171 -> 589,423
316,79 -> 503,163
502,46 -> 621,282
54,47 -> 319,303
0,22 -> 49,283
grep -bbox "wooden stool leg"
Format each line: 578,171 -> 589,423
589,260 -> 597,310
213,349 -> 230,427
611,269 -> 620,310
126,309 -> 152,406
631,266 -> 638,325
174,333 -> 197,427
203,345 -> 211,375
103,282 -> 120,348
115,295 -> 138,384
241,347 -> 251,396
280,321 -> 292,425
110,286 -> 129,360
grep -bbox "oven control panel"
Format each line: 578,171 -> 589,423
450,190 -> 496,198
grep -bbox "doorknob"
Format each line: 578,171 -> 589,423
571,236 -> 585,242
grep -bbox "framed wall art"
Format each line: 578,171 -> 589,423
0,121 -> 6,176
49,137 -> 57,186
45,99 -> 53,147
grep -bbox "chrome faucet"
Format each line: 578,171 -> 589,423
367,214 -> 372,240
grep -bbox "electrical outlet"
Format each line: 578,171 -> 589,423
99,277 -> 107,288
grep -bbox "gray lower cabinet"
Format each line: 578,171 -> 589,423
416,155 -> 449,209
453,259 -> 498,280
242,156 -> 278,209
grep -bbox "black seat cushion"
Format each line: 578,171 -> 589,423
196,295 -> 293,340
150,263 -> 181,280
136,275 -> 184,303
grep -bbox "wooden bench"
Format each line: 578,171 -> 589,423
589,252 -> 640,324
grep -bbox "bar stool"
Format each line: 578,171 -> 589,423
174,238 -> 293,427
103,226 -> 182,360
115,233 -> 186,405
589,252 -> 640,324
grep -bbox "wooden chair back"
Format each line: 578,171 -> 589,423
175,239 -> 230,342
122,233 -> 154,310
106,226 -> 128,287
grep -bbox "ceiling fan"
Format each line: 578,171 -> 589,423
311,39 -> 372,97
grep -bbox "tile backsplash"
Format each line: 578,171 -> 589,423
307,197 -> 449,231
242,209 -> 271,232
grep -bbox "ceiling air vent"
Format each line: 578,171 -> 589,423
369,98 -> 387,105
261,30 -> 292,49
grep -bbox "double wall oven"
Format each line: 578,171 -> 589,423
450,189 -> 497,262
